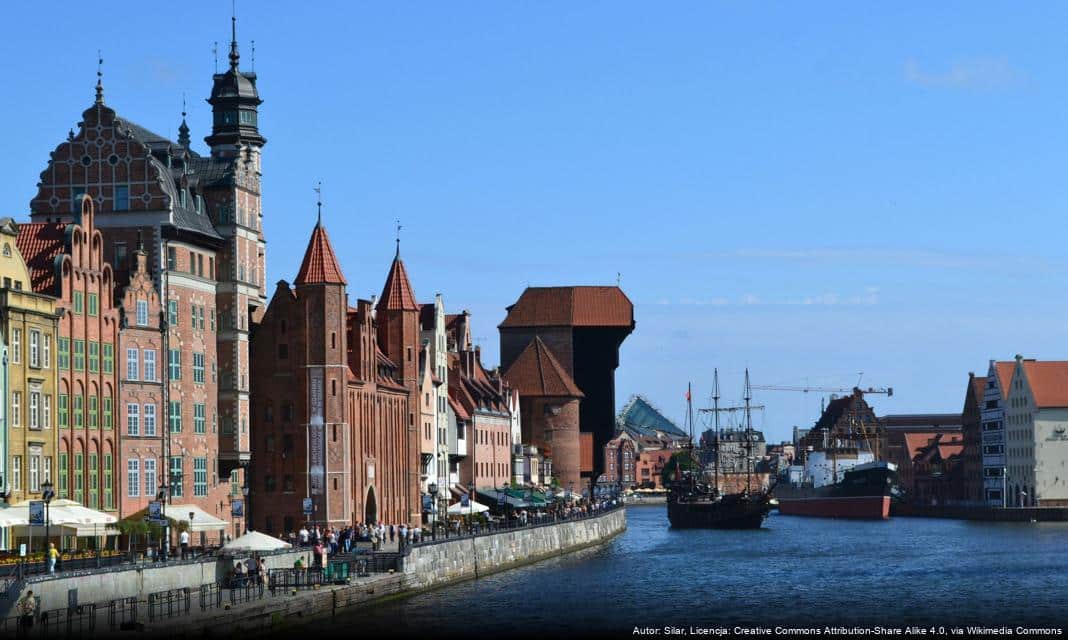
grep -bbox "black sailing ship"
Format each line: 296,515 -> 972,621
666,369 -> 775,529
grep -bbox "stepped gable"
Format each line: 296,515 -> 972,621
294,222 -> 347,286
500,286 -> 633,328
503,337 -> 584,398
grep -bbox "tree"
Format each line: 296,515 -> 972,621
661,451 -> 699,487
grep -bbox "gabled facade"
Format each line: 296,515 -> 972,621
981,360 -> 1014,506
961,373 -> 987,505
0,218 -> 60,545
18,197 -> 119,515
419,295 -> 450,503
1003,356 -> 1068,507
116,246 -> 165,520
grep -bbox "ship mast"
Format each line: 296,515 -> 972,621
713,369 -> 720,495
744,369 -> 753,497
687,381 -> 695,490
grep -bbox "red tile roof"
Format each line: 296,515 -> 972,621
378,254 -> 418,311
499,286 -> 634,328
970,376 -> 988,405
16,222 -> 67,295
447,391 -> 470,421
502,337 -> 584,398
1020,360 -> 1068,408
294,223 -> 347,286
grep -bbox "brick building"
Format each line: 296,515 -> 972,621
250,221 -> 414,533
499,286 -> 634,486
960,373 -> 987,505
18,198 -> 119,514
116,246 -> 164,519
27,20 -> 263,522
502,337 -> 583,490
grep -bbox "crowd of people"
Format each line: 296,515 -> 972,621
281,522 -> 427,555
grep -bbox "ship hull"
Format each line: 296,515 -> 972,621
667,495 -> 772,529
776,495 -> 891,520
774,463 -> 898,521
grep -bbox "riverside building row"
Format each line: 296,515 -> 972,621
0,17 -> 634,546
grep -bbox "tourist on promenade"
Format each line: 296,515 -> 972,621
179,529 -> 190,559
389,523 -> 395,543
258,557 -> 268,585
47,543 -> 58,575
233,560 -> 246,588
16,590 -> 36,630
299,526 -> 309,546
313,541 -> 324,568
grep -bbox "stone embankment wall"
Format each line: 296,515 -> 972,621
19,549 -> 309,608
402,507 -> 626,589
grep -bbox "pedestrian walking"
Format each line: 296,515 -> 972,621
47,543 -> 58,575
16,590 -> 36,630
179,529 -> 190,559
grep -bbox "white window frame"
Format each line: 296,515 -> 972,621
143,404 -> 156,437
127,459 -> 140,498
143,349 -> 156,382
43,456 -> 51,483
42,333 -> 50,369
126,348 -> 139,380
11,391 -> 20,427
29,391 -> 39,429
29,455 -> 39,493
29,330 -> 40,368
136,300 -> 149,326
43,395 -> 51,429
11,456 -> 20,491
127,403 -> 140,436
143,458 -> 156,497
11,328 -> 20,364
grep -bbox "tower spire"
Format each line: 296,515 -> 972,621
95,50 -> 104,104
315,182 -> 322,227
229,2 -> 240,72
177,93 -> 190,148
395,220 -> 402,258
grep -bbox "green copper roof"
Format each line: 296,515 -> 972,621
617,395 -> 688,438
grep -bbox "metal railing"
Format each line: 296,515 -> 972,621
146,587 -> 190,622
409,500 -> 625,549
228,580 -> 266,606
199,583 -> 223,611
39,604 -> 96,638
107,596 -> 138,631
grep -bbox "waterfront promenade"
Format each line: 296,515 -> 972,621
0,503 -> 625,637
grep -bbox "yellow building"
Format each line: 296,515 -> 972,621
0,218 -> 60,547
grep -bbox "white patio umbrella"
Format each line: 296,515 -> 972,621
221,531 -> 290,553
447,500 -> 489,515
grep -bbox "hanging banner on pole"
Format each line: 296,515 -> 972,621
308,368 -> 325,496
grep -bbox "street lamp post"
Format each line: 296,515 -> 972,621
242,482 -> 250,533
158,484 -> 169,562
42,480 -> 54,554
467,482 -> 475,534
428,482 -> 438,541
189,511 -> 195,559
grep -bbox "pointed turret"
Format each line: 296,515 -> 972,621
294,221 -> 347,286
378,254 -> 418,312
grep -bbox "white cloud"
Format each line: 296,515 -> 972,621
904,57 -> 1025,91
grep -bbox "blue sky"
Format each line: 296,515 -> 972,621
1,2 -> 1065,442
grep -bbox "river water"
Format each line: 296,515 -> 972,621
307,506 -> 1068,635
